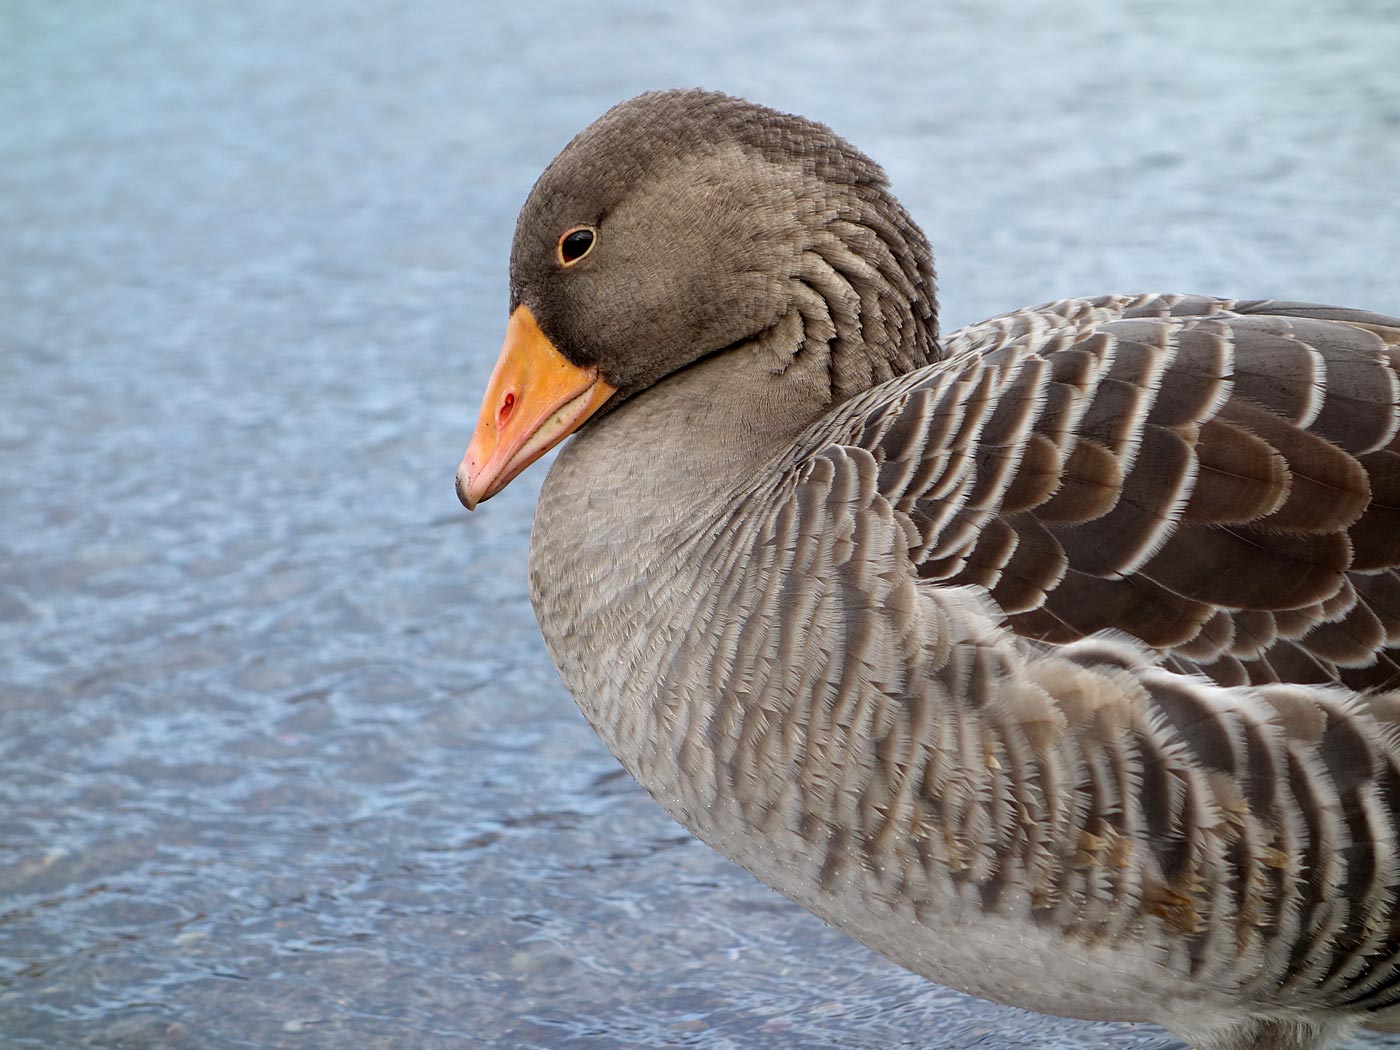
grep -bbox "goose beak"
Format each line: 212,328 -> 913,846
457,306 -> 616,510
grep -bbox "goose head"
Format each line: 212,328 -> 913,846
457,89 -> 937,509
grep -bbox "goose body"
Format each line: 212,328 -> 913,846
458,91 -> 1400,1050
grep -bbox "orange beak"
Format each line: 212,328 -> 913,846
456,306 -> 616,510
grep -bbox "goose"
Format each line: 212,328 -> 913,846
454,89 -> 1400,1050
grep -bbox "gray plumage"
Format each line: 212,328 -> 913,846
470,89 -> 1400,1050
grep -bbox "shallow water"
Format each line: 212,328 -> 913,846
4,1 -> 1400,1047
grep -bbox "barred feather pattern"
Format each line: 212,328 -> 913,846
531,293 -> 1400,1037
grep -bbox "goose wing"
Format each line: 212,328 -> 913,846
828,293 -> 1400,693
766,293 -> 1400,1013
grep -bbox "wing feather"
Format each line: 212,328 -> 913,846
789,294 -> 1400,1009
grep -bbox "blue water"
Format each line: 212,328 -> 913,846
3,1 -> 1400,1047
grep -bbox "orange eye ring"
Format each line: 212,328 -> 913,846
557,225 -> 596,267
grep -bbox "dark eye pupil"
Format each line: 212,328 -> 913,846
561,228 -> 594,262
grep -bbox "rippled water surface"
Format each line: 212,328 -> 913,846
5,1 -> 1400,1047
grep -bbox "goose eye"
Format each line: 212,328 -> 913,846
558,226 -> 596,266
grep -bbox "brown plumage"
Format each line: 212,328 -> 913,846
457,90 -> 1400,1050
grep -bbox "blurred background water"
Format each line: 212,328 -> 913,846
4,1 -> 1400,1047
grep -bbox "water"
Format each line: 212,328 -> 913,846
3,1 -> 1400,1046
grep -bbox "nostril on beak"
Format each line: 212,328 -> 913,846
497,392 -> 517,429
